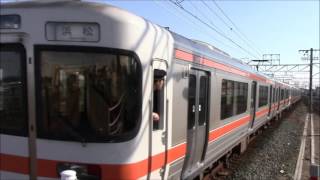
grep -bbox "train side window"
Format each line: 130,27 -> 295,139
281,89 -> 285,100
284,89 -> 288,99
188,74 -> 197,129
153,69 -> 166,131
0,44 -> 28,136
284,89 -> 286,99
198,75 -> 209,126
221,79 -> 248,120
221,79 -> 234,120
235,82 -> 248,114
258,85 -> 268,107
272,88 -> 276,103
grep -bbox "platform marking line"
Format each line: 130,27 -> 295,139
311,113 -> 315,165
294,113 -> 309,180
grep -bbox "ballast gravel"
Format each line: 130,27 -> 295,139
224,103 -> 306,180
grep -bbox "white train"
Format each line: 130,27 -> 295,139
0,1 -> 301,180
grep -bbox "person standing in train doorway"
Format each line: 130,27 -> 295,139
153,69 -> 166,130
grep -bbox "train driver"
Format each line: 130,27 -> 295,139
153,69 -> 166,130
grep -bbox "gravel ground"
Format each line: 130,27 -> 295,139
224,102 -> 307,180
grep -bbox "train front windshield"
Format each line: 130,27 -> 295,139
37,48 -> 141,142
0,44 -> 27,136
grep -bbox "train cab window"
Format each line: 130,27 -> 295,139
258,85 -> 268,107
153,69 -> 166,131
36,48 -> 141,142
220,79 -> 248,120
0,44 -> 28,136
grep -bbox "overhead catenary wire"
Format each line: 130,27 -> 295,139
188,1 -> 225,33
153,1 -> 235,50
212,0 -> 264,56
201,0 -> 233,32
201,0 -> 262,58
169,0 -> 260,59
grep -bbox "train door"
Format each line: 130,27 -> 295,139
0,43 -> 36,179
274,87 -> 277,111
250,81 -> 257,128
150,59 -> 168,179
275,87 -> 278,111
182,69 -> 209,179
277,87 -> 281,111
268,85 -> 273,117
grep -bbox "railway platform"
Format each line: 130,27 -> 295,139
295,112 -> 320,180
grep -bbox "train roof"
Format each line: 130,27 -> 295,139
170,27 -> 297,88
171,32 -> 268,80
0,0 -> 146,25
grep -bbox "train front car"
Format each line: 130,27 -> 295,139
0,1 -> 174,179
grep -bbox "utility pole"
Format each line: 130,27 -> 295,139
310,48 -> 313,113
299,48 -> 320,113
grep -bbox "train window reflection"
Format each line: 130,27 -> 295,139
38,50 -> 141,142
272,88 -> 276,103
221,79 -> 234,120
187,75 -> 196,129
198,76 -> 208,126
258,86 -> 268,107
0,44 -> 27,136
236,82 -> 248,114
221,79 -> 248,120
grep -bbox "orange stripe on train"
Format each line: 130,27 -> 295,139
0,143 -> 187,179
175,49 -> 267,82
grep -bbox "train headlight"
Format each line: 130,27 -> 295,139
46,22 -> 100,42
57,162 -> 101,180
0,15 -> 21,29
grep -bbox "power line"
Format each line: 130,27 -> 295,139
153,1 -> 235,50
212,0 -> 264,56
178,1 -> 246,53
201,0 -> 262,58
200,0 -> 262,58
169,0 -> 260,59
201,0 -> 232,31
188,1 -> 224,33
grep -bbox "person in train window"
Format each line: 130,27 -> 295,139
153,69 -> 166,130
